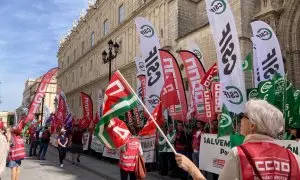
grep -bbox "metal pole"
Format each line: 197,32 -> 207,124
40,96 -> 45,126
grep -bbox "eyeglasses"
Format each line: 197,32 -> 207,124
238,112 -> 249,120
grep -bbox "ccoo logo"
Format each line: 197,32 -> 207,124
256,28 -> 272,40
210,0 -> 226,14
260,81 -> 273,94
140,25 -> 154,38
223,86 -> 243,105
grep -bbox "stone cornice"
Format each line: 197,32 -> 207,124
65,61 -> 136,96
57,0 -> 157,79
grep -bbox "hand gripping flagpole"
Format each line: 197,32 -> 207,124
117,70 -> 177,154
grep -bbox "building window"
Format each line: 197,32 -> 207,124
80,66 -> 83,77
91,32 -> 95,47
118,4 -> 125,23
118,39 -> 123,53
103,19 -> 109,36
72,71 -> 75,82
81,41 -> 85,55
73,49 -> 76,61
90,59 -> 93,71
67,56 -> 70,66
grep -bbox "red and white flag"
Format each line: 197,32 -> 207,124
201,63 -> 218,88
24,67 -> 58,125
80,92 -> 93,129
179,50 -> 207,122
160,74 -> 179,109
139,102 -> 164,136
160,49 -> 187,121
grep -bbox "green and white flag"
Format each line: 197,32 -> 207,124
94,71 -> 138,149
247,88 -> 258,100
283,78 -> 295,128
273,73 -> 284,110
242,53 -> 253,71
258,80 -> 275,104
292,90 -> 300,128
205,0 -> 246,114
218,105 -> 234,138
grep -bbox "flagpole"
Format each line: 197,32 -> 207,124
117,70 -> 177,154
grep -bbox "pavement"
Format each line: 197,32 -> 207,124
1,145 -> 173,180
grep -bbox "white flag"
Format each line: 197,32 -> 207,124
205,0 -> 246,114
251,21 -> 285,83
135,17 -> 164,113
188,41 -> 205,66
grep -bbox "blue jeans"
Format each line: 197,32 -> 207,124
38,142 -> 49,160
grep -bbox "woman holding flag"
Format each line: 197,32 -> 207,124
175,100 -> 300,180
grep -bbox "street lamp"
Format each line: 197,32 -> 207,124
102,40 -> 119,81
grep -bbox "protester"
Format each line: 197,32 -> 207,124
28,128 -> 37,156
173,121 -> 188,180
158,125 -> 169,176
166,124 -> 176,177
192,121 -> 204,167
38,126 -> 51,160
0,123 -> 10,180
57,128 -> 68,168
210,119 -> 218,134
175,100 -> 300,180
70,125 -> 83,165
7,128 -> 26,180
119,135 -> 143,180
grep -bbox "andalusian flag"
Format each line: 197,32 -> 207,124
218,105 -> 234,138
94,71 -> 139,149
242,53 -> 253,71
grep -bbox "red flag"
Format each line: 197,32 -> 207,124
80,92 -> 93,129
55,94 -> 67,127
159,49 -> 188,121
161,74 -> 179,108
201,63 -> 218,88
139,102 -> 163,136
24,67 -> 58,125
204,91 -> 216,121
179,50 -> 207,122
89,112 -> 100,132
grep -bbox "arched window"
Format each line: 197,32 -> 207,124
103,19 -> 109,36
91,31 -> 95,47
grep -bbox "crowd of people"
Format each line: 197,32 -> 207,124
1,100 -> 300,180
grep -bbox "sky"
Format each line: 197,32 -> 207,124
0,0 -> 88,112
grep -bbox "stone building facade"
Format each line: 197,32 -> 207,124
22,74 -> 57,114
57,0 -> 300,118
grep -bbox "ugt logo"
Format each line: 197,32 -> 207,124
222,86 -> 243,105
140,25 -> 154,38
256,28 -> 272,40
210,0 -> 226,14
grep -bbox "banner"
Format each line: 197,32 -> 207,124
135,56 -> 146,77
201,63 -> 218,89
179,50 -> 206,122
188,41 -> 204,65
251,21 -> 285,82
205,0 -> 246,114
82,132 -> 90,151
80,92 -> 93,129
90,135 -> 104,153
160,50 -> 187,121
56,93 -> 67,127
97,89 -> 104,118
252,38 -> 260,87
204,91 -> 215,120
140,135 -> 156,163
24,67 -> 58,125
102,147 -> 120,159
246,88 -> 258,100
135,17 -> 164,114
160,74 -> 180,109
212,82 -> 221,113
199,134 -> 300,174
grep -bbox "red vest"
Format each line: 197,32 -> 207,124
9,135 -> 26,161
237,142 -> 300,180
120,137 -> 140,172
